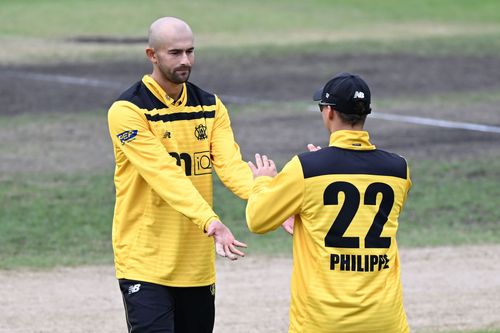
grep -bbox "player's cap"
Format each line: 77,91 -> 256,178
313,72 -> 371,115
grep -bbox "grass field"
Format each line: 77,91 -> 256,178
3,0 -> 499,38
0,1 -> 499,332
0,0 -> 499,263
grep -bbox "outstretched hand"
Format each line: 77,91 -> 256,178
207,220 -> 247,260
248,153 -> 277,179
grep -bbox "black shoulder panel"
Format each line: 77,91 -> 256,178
185,82 -> 216,107
298,147 -> 408,179
116,81 -> 166,111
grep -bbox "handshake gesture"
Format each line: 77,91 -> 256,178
209,145 -> 322,261
248,144 -> 321,179
247,144 -> 321,236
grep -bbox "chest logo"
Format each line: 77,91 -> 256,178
194,124 -> 208,140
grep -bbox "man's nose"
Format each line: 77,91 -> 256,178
180,52 -> 191,66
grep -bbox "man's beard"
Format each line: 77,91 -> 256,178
165,66 -> 191,84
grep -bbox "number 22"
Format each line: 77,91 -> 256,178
323,181 -> 394,249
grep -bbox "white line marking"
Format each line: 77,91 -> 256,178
1,70 -> 123,88
4,69 -> 500,134
307,106 -> 500,134
370,112 -> 500,134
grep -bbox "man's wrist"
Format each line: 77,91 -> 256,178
203,216 -> 219,233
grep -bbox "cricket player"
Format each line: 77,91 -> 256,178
108,17 -> 252,332
246,72 -> 412,332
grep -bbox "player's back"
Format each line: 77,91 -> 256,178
290,144 -> 411,333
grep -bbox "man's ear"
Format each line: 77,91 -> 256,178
328,107 -> 336,120
146,48 -> 156,63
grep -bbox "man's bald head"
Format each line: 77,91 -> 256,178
148,17 -> 194,50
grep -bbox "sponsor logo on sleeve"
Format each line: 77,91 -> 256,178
117,130 -> 138,145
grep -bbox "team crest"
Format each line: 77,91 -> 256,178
194,124 -> 208,140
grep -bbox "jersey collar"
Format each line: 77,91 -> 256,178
329,130 -> 376,150
142,75 -> 187,109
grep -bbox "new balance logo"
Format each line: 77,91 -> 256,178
353,91 -> 365,99
128,284 -> 141,295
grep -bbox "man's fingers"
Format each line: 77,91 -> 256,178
307,143 -> 321,152
229,244 -> 245,257
215,243 -> 225,257
262,154 -> 269,166
255,153 -> 263,168
281,215 -> 295,235
233,239 -> 247,248
224,245 -> 237,260
269,159 -> 276,170
248,161 -> 257,173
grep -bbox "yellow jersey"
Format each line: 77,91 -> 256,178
108,75 -> 252,287
247,130 -> 411,333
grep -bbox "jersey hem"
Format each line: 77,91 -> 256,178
116,273 -> 216,287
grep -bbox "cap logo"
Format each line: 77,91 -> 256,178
325,92 -> 330,98
353,91 -> 365,99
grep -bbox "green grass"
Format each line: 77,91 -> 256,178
2,0 -> 500,65
399,157 -> 500,247
0,172 -> 115,268
1,0 -> 499,38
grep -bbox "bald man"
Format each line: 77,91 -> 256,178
107,17 -> 253,332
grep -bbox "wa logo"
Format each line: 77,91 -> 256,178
194,124 -> 208,140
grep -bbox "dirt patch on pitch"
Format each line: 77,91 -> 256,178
1,245 -> 499,333
3,53 -> 500,116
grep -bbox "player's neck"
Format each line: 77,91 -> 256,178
151,72 -> 183,101
328,121 -> 363,133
